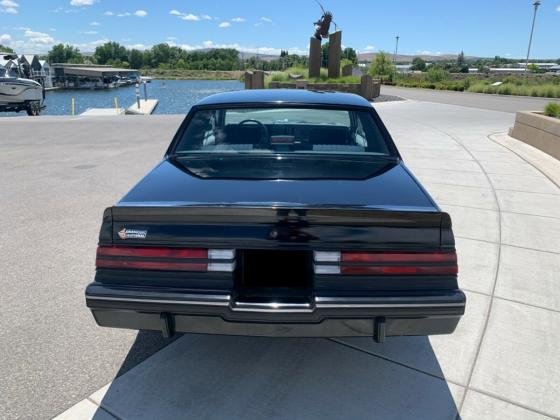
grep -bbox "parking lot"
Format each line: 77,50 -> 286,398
1,98 -> 559,419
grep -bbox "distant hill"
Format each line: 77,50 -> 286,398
237,51 -> 281,62
357,52 -> 469,63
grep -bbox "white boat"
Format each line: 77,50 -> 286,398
0,54 -> 44,116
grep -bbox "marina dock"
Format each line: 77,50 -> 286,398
126,99 -> 159,115
80,107 -> 125,116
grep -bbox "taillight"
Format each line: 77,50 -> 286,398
96,246 -> 235,272
314,251 -> 457,276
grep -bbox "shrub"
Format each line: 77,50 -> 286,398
270,72 -> 289,82
544,102 -> 560,118
369,51 -> 395,77
425,67 -> 449,83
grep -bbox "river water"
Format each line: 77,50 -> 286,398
1,79 -> 244,117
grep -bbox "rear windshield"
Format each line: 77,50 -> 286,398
173,107 -> 392,156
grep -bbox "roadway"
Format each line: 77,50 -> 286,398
382,85 -> 555,114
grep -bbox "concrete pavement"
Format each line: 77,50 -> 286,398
382,85 -> 554,114
2,99 -> 559,419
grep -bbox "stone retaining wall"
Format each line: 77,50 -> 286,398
510,111 -> 560,160
267,76 -> 381,100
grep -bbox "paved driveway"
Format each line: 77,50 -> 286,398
2,99 -> 559,419
382,85 -> 554,114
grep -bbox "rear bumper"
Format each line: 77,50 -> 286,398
85,282 -> 466,339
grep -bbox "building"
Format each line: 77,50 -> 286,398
518,62 -> 559,71
36,60 -> 53,88
51,63 -> 140,89
18,55 -> 53,87
395,64 -> 412,74
0,56 -> 17,76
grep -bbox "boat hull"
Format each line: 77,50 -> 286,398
0,77 -> 43,105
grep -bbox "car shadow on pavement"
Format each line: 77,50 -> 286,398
114,330 -> 183,379
94,332 -> 460,420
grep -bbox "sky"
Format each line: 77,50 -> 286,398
1,0 -> 559,58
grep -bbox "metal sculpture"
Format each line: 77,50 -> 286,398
313,1 -> 333,40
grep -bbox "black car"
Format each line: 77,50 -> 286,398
86,89 -> 465,342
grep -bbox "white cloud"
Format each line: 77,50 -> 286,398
231,17 -> 245,22
1,0 -> 19,14
90,21 -> 100,26
103,10 -> 142,18
556,5 -> 560,11
82,30 -> 98,35
218,22 -> 231,28
170,10 -> 213,21
7,28 -> 59,52
126,43 -> 149,50
71,38 -> 110,52
363,45 -> 376,52
254,16 -> 273,27
24,30 -> 55,45
70,0 -> 96,6
1,33 -> 11,43
52,6 -> 77,14
182,13 -> 200,21
180,40 -> 306,56
167,36 -> 177,41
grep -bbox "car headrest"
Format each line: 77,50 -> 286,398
224,124 -> 262,145
308,126 -> 353,145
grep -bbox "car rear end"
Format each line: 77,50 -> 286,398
86,206 -> 464,342
86,90 -> 465,341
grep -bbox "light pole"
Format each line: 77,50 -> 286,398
524,0 -> 541,77
393,35 -> 400,63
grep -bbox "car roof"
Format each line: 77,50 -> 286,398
194,89 -> 373,108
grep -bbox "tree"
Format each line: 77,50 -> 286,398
321,42 -> 329,68
47,44 -> 83,63
527,63 -> 544,74
128,49 -> 144,69
411,57 -> 426,71
457,51 -> 465,67
93,42 -> 128,65
368,51 -> 395,77
0,44 -> 15,53
342,47 -> 357,64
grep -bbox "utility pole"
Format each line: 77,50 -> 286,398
524,0 -> 541,77
393,35 -> 400,63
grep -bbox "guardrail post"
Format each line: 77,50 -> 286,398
135,83 -> 140,108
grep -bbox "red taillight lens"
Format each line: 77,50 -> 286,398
97,246 -> 207,259
314,251 -> 458,276
96,246 -> 234,272
341,251 -> 457,264
96,259 -> 208,271
341,264 -> 458,276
